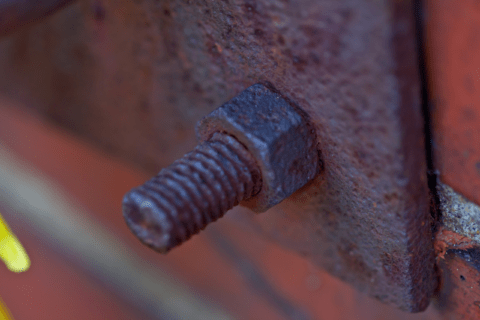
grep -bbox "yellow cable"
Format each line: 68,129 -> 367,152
0,297 -> 13,320
0,213 -> 30,320
0,213 -> 30,273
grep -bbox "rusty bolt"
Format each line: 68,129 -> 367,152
123,84 -> 319,253
197,84 -> 319,212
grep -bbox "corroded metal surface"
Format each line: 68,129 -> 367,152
425,0 -> 480,206
0,0 -> 436,312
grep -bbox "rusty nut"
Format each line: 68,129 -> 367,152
196,83 -> 319,212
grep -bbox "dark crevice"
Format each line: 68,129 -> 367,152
414,0 -> 441,232
449,248 -> 480,273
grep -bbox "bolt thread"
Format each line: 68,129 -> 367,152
123,132 -> 262,253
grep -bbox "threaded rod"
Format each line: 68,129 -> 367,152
122,132 -> 262,253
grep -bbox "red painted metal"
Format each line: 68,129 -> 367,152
426,0 -> 480,205
426,1 -> 480,318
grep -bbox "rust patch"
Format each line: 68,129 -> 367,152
435,227 -> 476,260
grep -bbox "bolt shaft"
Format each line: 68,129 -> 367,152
123,132 -> 262,253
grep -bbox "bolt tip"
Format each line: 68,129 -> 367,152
122,190 -> 175,253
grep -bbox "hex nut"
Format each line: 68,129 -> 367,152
196,83 -> 319,212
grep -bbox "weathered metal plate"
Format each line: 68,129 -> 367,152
0,0 -> 436,311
